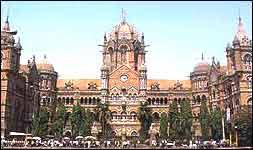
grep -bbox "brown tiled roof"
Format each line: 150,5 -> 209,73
147,79 -> 191,90
57,78 -> 191,91
57,79 -> 100,90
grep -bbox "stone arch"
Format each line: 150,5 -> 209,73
130,111 -> 137,120
112,130 -> 117,138
156,97 -> 160,105
196,95 -> 201,104
70,97 -> 74,105
97,97 -> 100,104
178,98 -> 181,104
160,98 -> 164,105
121,112 -> 127,120
152,112 -> 160,122
90,111 -> 96,121
84,97 -> 88,104
248,97 -> 252,105
193,96 -> 196,104
202,95 -> 207,101
80,97 -> 84,104
58,97 -> 61,103
92,97 -> 96,105
152,98 -> 155,105
66,97 -> 70,105
88,97 -> 92,104
243,53 -> 252,64
112,111 -> 117,120
131,130 -> 138,137
62,97 -> 66,104
147,98 -> 151,105
64,130 -> 72,137
164,97 -> 168,105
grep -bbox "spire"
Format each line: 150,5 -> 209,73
43,54 -> 47,60
238,8 -> 242,25
3,15 -> 10,31
121,8 -> 127,23
16,37 -> 22,49
104,32 -> 107,42
201,52 -> 204,61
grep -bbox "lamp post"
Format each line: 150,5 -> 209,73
234,126 -> 238,147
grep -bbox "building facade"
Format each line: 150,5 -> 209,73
1,12 -> 252,139
1,17 -> 40,137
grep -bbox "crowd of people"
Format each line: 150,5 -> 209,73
1,135 -> 231,149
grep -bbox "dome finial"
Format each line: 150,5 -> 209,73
43,54 -> 47,60
238,8 -> 242,25
121,8 -> 127,23
3,6 -> 10,31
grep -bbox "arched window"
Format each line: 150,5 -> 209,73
116,93 -> 119,100
197,95 -> 201,104
80,97 -> 84,104
97,98 -> 100,104
160,98 -> 164,105
148,98 -> 151,105
156,98 -> 160,105
84,97 -> 88,104
164,98 -> 168,105
66,97 -> 70,105
62,97 -> 65,104
70,97 -> 74,105
92,97 -> 96,105
152,112 -> 160,122
58,97 -> 62,103
88,97 -> 92,104
248,97 -> 252,113
152,98 -> 155,105
243,54 -> 252,70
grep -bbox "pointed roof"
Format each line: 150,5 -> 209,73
37,54 -> 55,71
233,15 -> 250,45
193,53 -> 210,73
2,15 -> 10,31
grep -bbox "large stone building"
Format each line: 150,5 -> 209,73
1,16 -> 40,137
1,11 -> 252,139
55,13 -> 252,138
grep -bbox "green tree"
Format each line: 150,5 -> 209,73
159,113 -> 168,139
51,103 -> 67,138
70,103 -> 83,137
168,100 -> 178,140
138,102 -> 152,142
97,102 -> 112,140
199,99 -> 211,141
234,105 -> 252,147
32,107 -> 49,137
210,107 -> 223,141
80,108 -> 93,136
180,100 -> 193,141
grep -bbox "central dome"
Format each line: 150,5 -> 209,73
37,55 -> 55,72
109,21 -> 140,40
193,61 -> 210,72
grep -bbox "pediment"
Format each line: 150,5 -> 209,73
127,86 -> 138,94
109,65 -> 139,90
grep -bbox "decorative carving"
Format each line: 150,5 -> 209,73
88,82 -> 97,90
151,82 -> 160,90
174,80 -> 183,90
64,81 -> 74,90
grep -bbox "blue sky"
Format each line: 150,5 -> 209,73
1,1 -> 252,80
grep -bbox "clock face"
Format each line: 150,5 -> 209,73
120,75 -> 128,82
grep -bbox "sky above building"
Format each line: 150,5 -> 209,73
1,1 -> 252,80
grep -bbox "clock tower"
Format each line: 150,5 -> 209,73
99,10 -> 148,137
